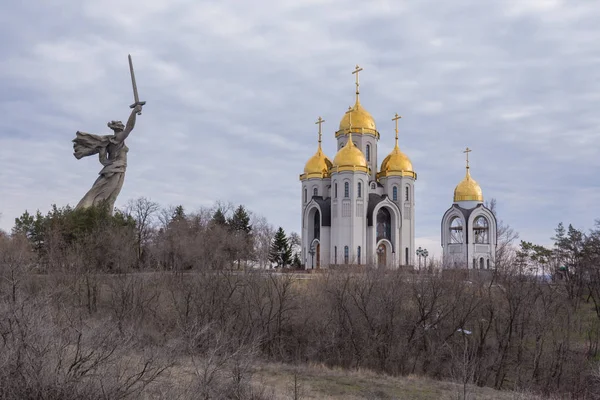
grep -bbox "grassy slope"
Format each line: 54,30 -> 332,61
251,362 -> 541,400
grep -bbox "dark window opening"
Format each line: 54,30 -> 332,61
376,208 -> 392,242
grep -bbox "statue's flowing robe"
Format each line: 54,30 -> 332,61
73,131 -> 128,211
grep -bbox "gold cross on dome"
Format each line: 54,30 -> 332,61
392,113 -> 402,140
352,65 -> 363,100
463,147 -> 472,167
346,106 -> 353,131
315,116 -> 325,143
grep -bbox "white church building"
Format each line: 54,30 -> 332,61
299,66 -> 496,269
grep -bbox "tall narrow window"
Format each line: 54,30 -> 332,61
335,183 -> 338,198
405,248 -> 409,265
487,259 -> 490,269
393,186 -> 398,201
358,182 -> 362,198
366,144 -> 371,162
449,217 -> 463,244
357,246 -> 361,264
344,182 -> 349,198
313,187 -> 318,196
376,208 -> 391,241
304,188 -> 307,203
334,246 -> 337,264
473,216 -> 489,244
344,246 -> 349,264
405,186 -> 409,201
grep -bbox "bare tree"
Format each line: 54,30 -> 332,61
252,215 -> 275,269
125,197 -> 159,266
0,233 -> 34,302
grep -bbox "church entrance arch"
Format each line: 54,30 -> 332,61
310,239 -> 320,269
376,239 -> 392,267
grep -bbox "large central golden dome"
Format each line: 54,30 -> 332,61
335,65 -> 379,138
332,131 -> 368,173
454,167 -> 483,202
336,99 -> 378,138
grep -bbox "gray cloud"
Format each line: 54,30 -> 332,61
1,0 -> 599,258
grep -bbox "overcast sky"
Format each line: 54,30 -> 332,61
1,0 -> 599,258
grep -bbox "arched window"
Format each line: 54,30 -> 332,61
344,246 -> 349,264
376,208 -> 392,242
405,248 -> 409,265
313,187 -> 318,196
313,210 -> 320,240
304,188 -> 307,203
335,183 -> 338,198
334,246 -> 337,264
357,246 -> 361,264
405,186 -> 409,201
366,144 -> 371,162
392,186 -> 398,201
449,217 -> 463,244
473,216 -> 489,244
358,182 -> 362,198
479,257 -> 484,270
371,183 -> 376,190
344,182 -> 349,198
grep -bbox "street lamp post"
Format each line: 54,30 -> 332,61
308,244 -> 315,270
423,249 -> 429,269
416,247 -> 424,270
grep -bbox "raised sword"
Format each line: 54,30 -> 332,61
128,54 -> 146,115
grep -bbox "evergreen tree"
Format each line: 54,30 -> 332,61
228,205 -> 253,268
171,205 -> 186,222
292,252 -> 302,269
212,208 -> 228,226
228,205 -> 252,234
269,227 -> 292,268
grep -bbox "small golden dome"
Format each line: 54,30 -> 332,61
336,100 -> 378,138
377,114 -> 416,179
454,167 -> 483,202
332,131 -> 368,173
300,147 -> 333,180
378,145 -> 416,179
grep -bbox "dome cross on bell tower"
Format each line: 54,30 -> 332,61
464,147 -> 472,169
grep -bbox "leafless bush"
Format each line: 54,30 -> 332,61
0,294 -> 169,400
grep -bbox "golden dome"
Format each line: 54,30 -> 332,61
454,167 -> 483,202
332,131 -> 368,173
335,65 -> 378,138
377,114 -> 416,179
300,117 -> 333,181
336,100 -> 378,138
378,145 -> 416,179
300,147 -> 332,180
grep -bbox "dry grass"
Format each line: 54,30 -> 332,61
247,362 -> 548,400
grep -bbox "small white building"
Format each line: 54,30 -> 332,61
441,151 -> 497,269
299,68 -> 416,268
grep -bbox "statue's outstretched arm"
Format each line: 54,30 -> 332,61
114,105 -> 142,143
